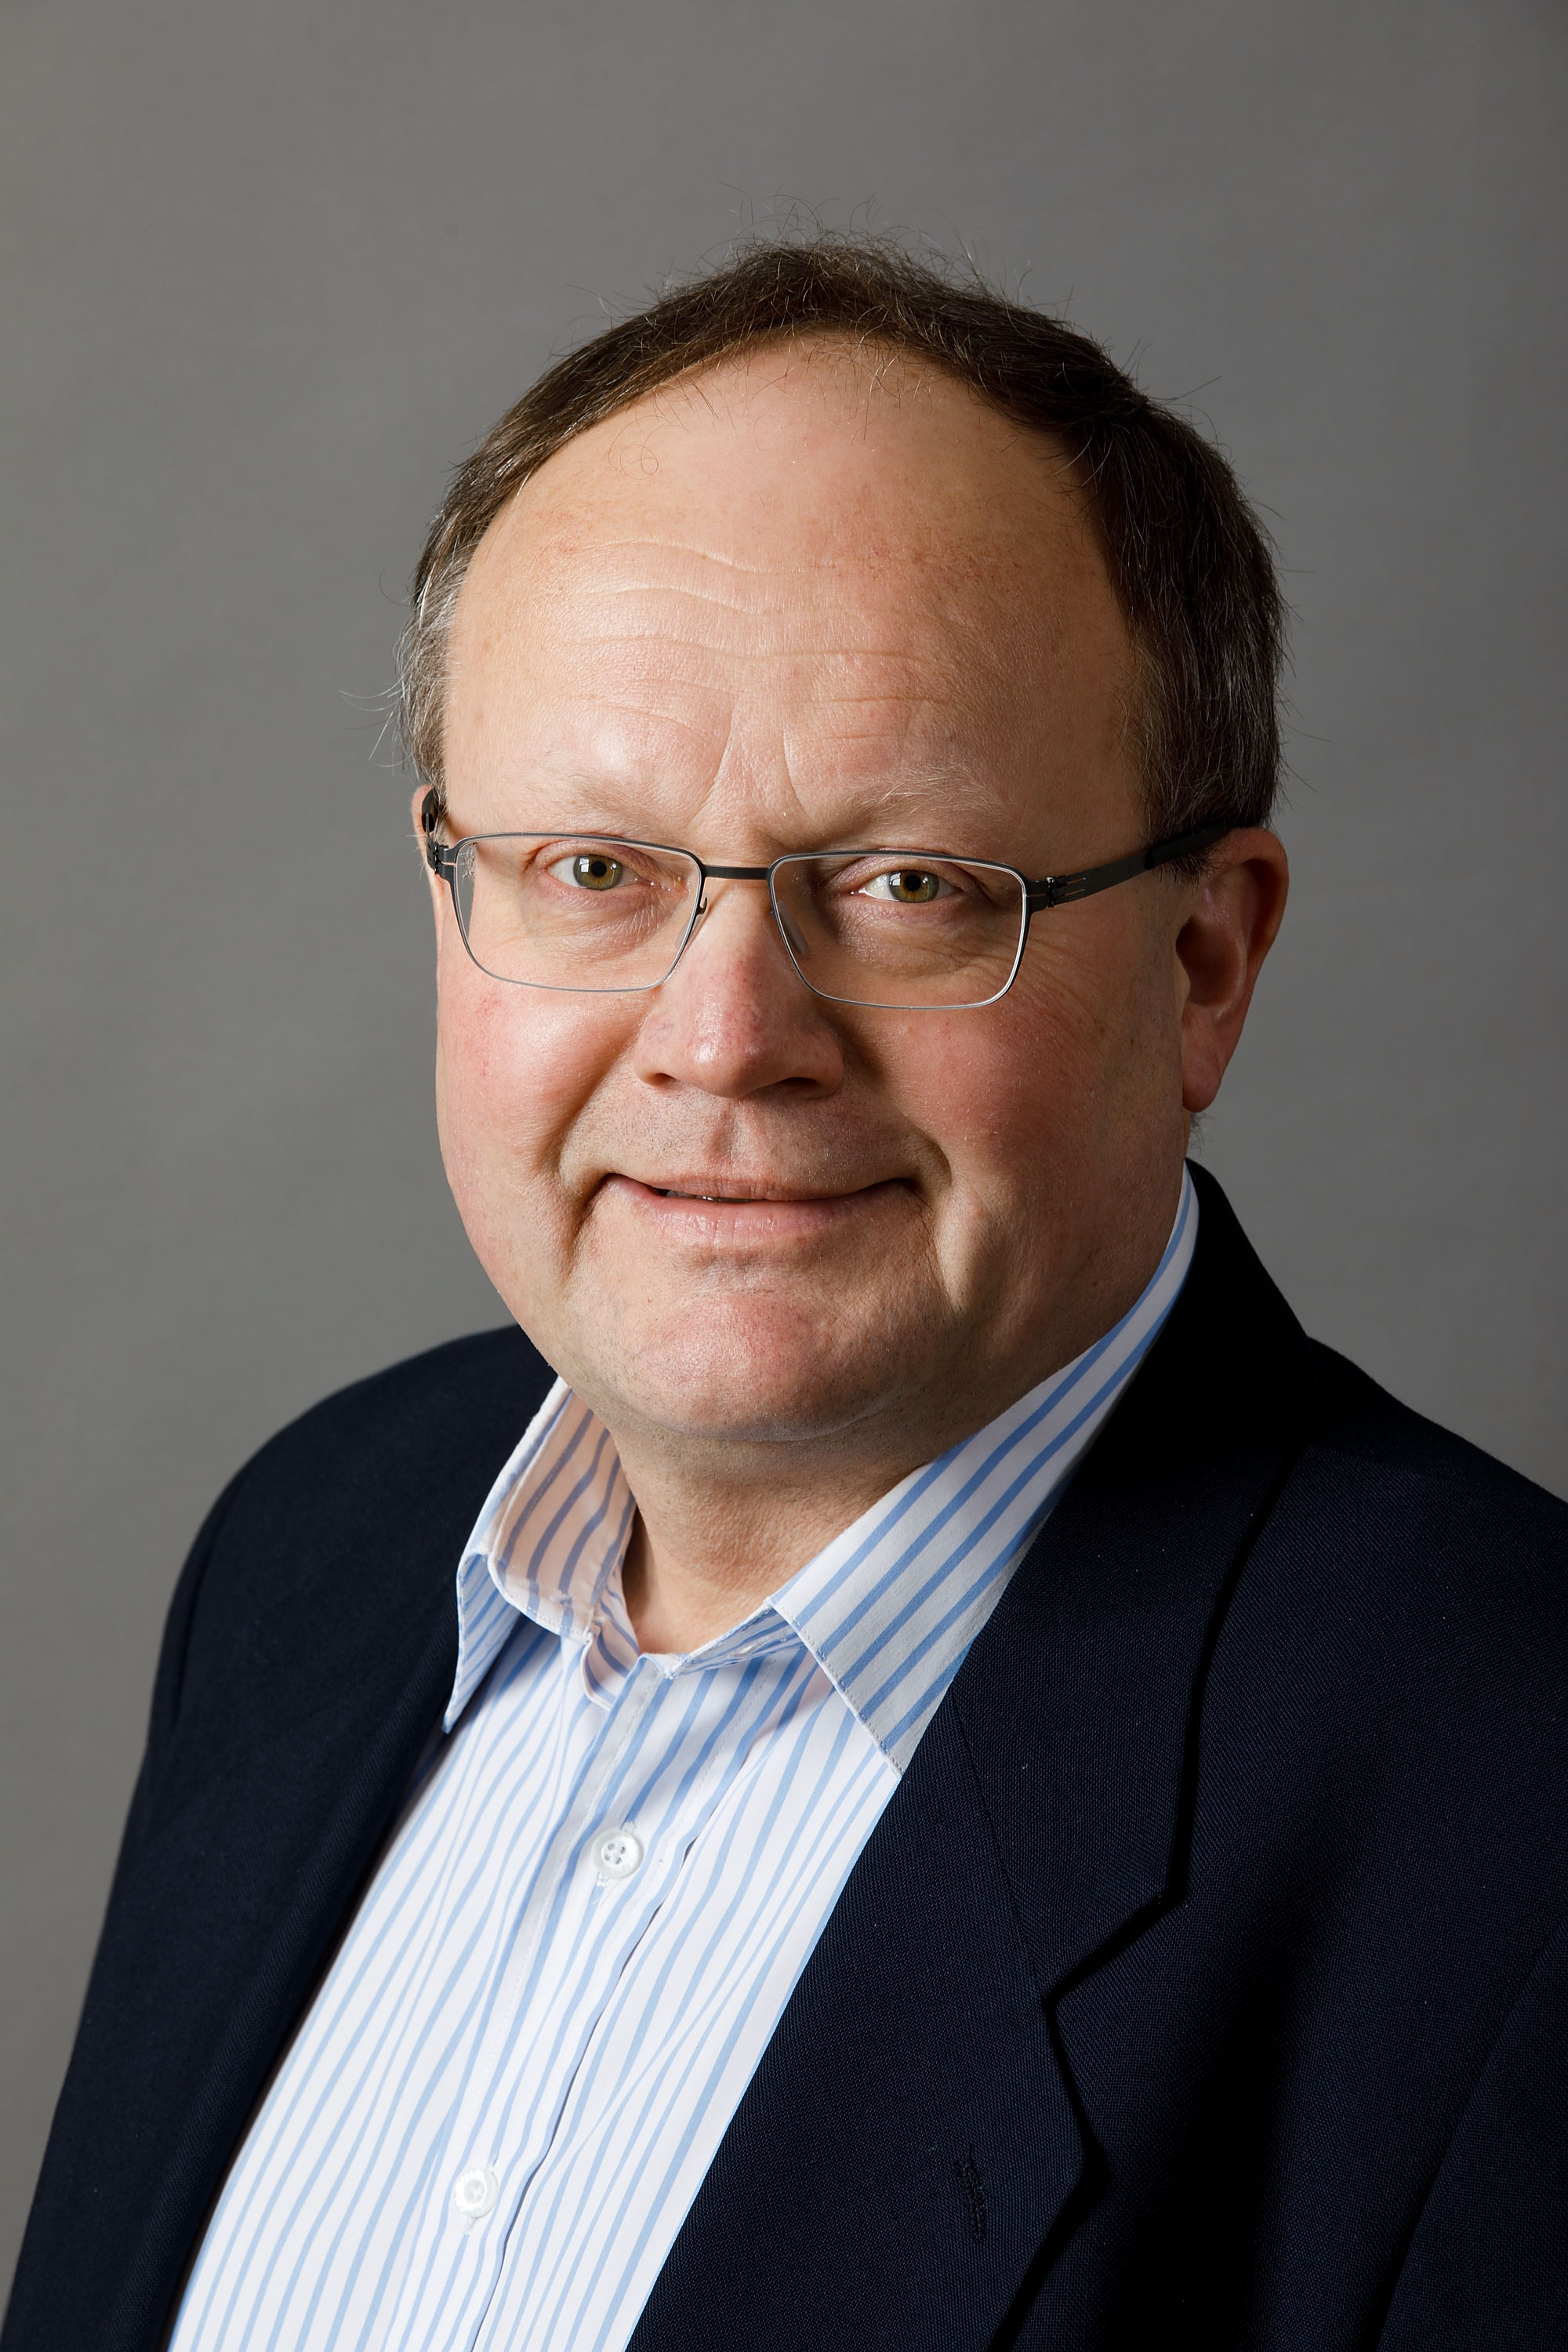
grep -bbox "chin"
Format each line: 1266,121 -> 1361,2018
575,1296 -> 930,1448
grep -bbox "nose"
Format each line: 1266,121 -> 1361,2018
630,877 -> 846,1100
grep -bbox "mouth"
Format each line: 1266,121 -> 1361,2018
649,1185 -> 838,1203
601,1172 -> 911,1236
629,1173 -> 901,1202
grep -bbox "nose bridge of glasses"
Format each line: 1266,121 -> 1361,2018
693,861 -> 771,917
674,861 -> 821,989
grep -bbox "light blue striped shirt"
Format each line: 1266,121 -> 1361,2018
169,1174 -> 1197,2352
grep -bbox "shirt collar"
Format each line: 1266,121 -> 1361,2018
445,1168 -> 1199,1766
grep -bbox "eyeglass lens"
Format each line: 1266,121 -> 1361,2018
450,836 -> 1029,1008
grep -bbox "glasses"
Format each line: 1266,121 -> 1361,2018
421,789 -> 1228,1012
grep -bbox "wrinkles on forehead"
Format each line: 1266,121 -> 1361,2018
443,337 -> 1142,861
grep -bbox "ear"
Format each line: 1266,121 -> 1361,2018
1174,828 -> 1290,1114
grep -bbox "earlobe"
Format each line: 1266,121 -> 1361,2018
1175,830 -> 1289,1114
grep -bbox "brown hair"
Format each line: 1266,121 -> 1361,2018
399,235 -> 1285,840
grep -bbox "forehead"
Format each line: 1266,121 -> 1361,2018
444,339 -> 1138,847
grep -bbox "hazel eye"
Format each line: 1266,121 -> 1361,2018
861,867 -> 946,905
554,851 -> 626,891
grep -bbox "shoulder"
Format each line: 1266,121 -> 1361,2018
1255,1339 -> 1568,1685
1176,1165 -> 1565,1656
1296,1341 -> 1567,1581
1227,1341 -> 1568,1859
145,1327 -> 557,1751
217,1323 -> 557,1545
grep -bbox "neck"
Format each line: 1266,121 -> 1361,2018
609,1322 -> 1087,1656
617,1429 -> 931,1655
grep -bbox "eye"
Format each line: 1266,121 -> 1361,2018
859,866 -> 949,905
550,851 -> 627,891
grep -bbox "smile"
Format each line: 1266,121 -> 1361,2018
602,1174 -> 912,1232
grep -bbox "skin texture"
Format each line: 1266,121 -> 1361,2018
420,339 -> 1288,1652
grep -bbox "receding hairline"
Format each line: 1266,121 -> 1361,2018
440,333 -> 1140,822
459,325 -> 1099,575
398,235 -> 1286,842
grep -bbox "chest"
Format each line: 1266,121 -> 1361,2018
167,1621 -> 898,2352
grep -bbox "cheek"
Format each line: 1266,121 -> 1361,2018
434,962 -> 621,1219
886,931 -> 1169,1205
924,977 -> 1105,1133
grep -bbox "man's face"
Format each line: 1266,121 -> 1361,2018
428,344 -> 1212,1465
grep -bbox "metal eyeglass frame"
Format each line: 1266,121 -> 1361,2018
420,788 -> 1230,1010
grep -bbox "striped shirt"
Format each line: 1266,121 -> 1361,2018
168,1173 -> 1197,2352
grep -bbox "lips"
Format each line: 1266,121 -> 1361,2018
650,1185 -> 837,1203
630,1177 -> 894,1205
598,1173 -> 909,1229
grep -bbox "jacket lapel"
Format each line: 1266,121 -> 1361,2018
107,1580 -> 460,2351
629,1690 -> 1086,2352
17,1330 -> 554,2352
952,1167 -> 1322,2006
630,1171 -> 1323,2352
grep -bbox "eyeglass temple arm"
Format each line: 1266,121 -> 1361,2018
1024,818 -> 1231,911
422,789 -> 459,878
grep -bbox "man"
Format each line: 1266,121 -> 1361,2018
7,240 -> 1566,2351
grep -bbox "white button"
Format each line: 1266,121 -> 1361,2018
591,1824 -> 644,1882
452,2164 -> 499,2221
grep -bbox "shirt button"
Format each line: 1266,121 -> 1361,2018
452,2164 -> 499,2221
591,1824 -> 644,1882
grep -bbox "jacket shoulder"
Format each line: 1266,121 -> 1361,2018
143,1326 -> 556,1766
1238,1341 -> 1568,1856
214,1323 -> 554,1545
212,1319 -> 555,1555
1305,1339 -> 1567,1548
249,1320 -> 550,1464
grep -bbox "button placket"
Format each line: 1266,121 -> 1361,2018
432,1662 -> 667,2244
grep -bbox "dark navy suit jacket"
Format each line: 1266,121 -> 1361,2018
7,1167 -> 1568,2350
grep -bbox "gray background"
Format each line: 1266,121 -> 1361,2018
2,0 -> 1564,2299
